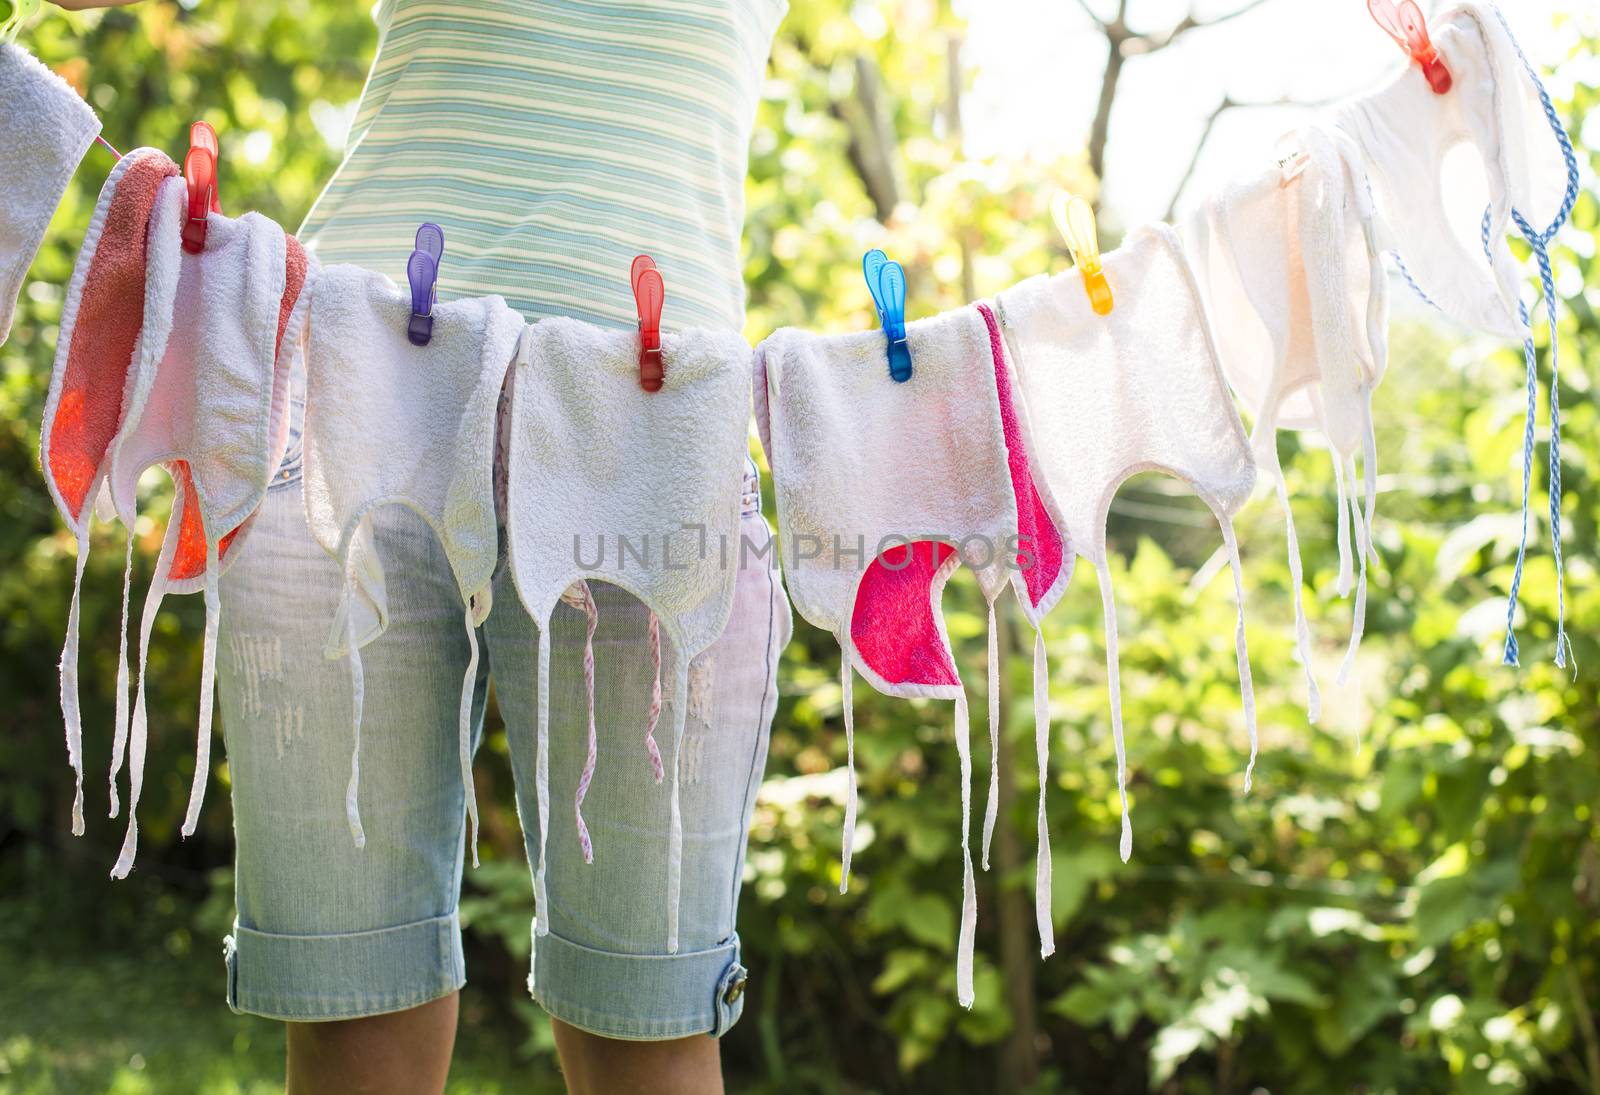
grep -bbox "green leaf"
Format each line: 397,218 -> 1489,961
900,893 -> 956,951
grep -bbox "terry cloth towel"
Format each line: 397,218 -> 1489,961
1340,1 -> 1580,669
0,43 -> 101,346
505,317 -> 753,958
162,234 -> 311,593
105,193 -> 292,878
38,147 -> 178,837
1184,124 -> 1390,727
302,264 -> 523,864
995,223 -> 1259,867
978,300 -> 1073,958
755,303 -> 1053,1007
1336,1 -> 1570,341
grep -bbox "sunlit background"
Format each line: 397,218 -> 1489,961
961,0 -> 1594,225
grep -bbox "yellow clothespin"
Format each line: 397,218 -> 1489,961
1,0 -> 41,44
1051,191 -> 1113,316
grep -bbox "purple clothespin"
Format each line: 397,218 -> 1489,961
407,223 -> 444,346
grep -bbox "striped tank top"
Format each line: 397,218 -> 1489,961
299,0 -> 787,333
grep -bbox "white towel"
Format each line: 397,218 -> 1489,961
995,223 -> 1259,866
160,234 -> 312,600
1335,1 -> 1570,339
105,198 -> 290,878
38,147 -> 178,839
1339,1 -> 1578,669
756,304 -> 1026,1008
1184,125 -> 1390,724
506,317 -> 753,958
302,264 -> 524,863
0,43 -> 101,345
979,299 -> 1076,961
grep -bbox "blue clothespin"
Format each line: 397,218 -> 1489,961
863,249 -> 912,382
407,223 -> 444,347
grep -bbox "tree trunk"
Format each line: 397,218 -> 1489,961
1087,34 -> 1125,194
832,55 -> 901,223
994,602 -> 1041,1091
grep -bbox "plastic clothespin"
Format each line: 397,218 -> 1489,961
632,255 -> 665,392
1,0 -> 41,45
406,223 -> 444,347
863,249 -> 911,382
1051,192 -> 1113,317
1368,0 -> 1452,95
181,121 -> 221,254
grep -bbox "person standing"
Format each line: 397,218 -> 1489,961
49,2 -> 792,1092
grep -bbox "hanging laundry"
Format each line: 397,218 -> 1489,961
104,186 -> 294,878
300,264 -> 524,866
755,302 -> 1068,1007
1184,125 -> 1390,726
39,146 -> 179,839
162,234 -> 311,592
505,316 -> 753,957
1338,1 -> 1581,668
1338,1 -> 1571,340
994,223 -> 1260,865
977,300 -> 1073,959
0,42 -> 101,346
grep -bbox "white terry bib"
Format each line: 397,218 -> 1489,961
0,43 -> 101,345
1339,1 -> 1578,668
756,305 -> 1022,1008
1184,125 -> 1389,725
106,194 -> 290,878
303,264 -> 524,862
39,147 -> 178,840
1335,1 -> 1569,339
996,224 -> 1260,864
506,317 -> 753,957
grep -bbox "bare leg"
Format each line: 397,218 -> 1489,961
286,991 -> 460,1095
551,1018 -> 723,1095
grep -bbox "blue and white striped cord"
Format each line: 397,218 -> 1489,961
1487,2 -> 1581,672
1390,251 -> 1445,315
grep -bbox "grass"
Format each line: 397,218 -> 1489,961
0,921 -> 566,1094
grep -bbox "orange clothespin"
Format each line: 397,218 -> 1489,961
182,121 -> 221,254
1368,0 -> 1452,95
1051,192 -> 1113,317
632,255 -> 665,392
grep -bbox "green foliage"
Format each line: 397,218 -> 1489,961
0,2 -> 1596,1094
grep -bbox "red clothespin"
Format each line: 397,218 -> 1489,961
1368,0 -> 1452,95
632,255 -> 665,392
182,121 -> 221,254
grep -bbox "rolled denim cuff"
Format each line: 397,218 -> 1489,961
224,911 -> 465,1021
529,926 -> 749,1041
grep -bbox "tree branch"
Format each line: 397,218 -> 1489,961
1086,36 -> 1125,190
1070,0 -> 1107,28
1193,0 -> 1275,29
1161,92 -> 1339,222
1084,0 -> 1283,205
1136,0 -> 1275,54
1162,95 -> 1237,223
830,55 -> 901,222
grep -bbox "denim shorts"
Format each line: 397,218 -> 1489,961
216,396 -> 791,1038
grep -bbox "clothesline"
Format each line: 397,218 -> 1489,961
2,0 -> 1583,1009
